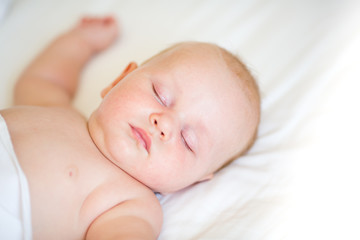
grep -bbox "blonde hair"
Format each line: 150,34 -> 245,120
216,46 -> 260,170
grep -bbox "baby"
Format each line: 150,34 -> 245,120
0,16 -> 260,239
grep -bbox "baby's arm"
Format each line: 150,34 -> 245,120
86,194 -> 163,240
14,16 -> 118,107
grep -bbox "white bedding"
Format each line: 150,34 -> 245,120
1,0 -> 360,239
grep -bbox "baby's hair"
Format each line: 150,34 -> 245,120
142,42 -> 261,171
216,45 -> 261,170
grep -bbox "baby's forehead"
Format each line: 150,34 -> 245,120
151,43 -> 232,80
148,43 -> 246,105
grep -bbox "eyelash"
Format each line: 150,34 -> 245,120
181,131 -> 193,153
152,84 -> 166,106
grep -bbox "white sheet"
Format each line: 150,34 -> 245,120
0,114 -> 32,240
1,0 -> 359,239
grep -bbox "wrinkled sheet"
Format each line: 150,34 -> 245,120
1,0 -> 359,239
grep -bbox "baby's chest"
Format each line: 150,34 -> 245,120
22,142 -> 140,238
3,108 -> 149,237
12,127 -> 136,237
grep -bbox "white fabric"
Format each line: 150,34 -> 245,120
0,1 -> 359,239
0,114 -> 32,240
0,0 -> 13,22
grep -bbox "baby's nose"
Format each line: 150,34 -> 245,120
149,113 -> 174,141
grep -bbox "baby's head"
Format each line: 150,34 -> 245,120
88,42 -> 260,193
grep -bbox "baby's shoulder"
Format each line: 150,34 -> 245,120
1,105 -> 87,135
1,105 -> 85,125
0,105 -> 90,163
87,181 -> 163,239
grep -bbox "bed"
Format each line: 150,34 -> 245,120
1,0 -> 359,239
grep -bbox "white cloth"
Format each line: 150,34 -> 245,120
0,114 -> 32,240
1,1 -> 360,239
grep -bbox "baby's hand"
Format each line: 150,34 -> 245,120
73,16 -> 119,53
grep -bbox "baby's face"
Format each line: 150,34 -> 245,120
89,43 -> 257,193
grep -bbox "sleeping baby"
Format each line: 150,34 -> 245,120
0,16 -> 260,239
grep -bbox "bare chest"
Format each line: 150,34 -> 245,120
2,107 -> 145,239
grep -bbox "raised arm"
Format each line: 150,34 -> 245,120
86,194 -> 163,240
14,16 -> 118,107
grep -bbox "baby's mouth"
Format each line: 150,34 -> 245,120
130,124 -> 151,153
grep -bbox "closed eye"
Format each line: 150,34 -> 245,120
181,132 -> 194,153
152,84 -> 166,106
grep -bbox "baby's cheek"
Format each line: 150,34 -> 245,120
106,132 -> 134,164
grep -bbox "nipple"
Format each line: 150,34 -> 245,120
66,165 -> 79,178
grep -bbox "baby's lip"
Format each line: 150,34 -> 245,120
130,124 -> 151,153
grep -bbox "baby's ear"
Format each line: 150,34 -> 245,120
101,62 -> 138,98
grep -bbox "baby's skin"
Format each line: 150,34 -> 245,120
1,16 -> 258,239
2,17 -> 162,239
